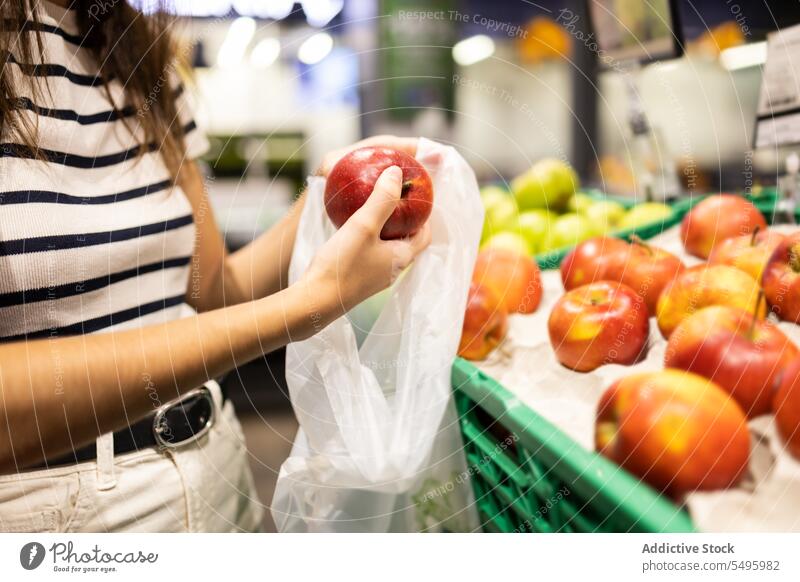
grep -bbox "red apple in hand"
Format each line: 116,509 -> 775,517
324,147 -> 433,240
605,236 -> 685,314
763,232 -> 800,323
458,282 -> 508,361
473,248 -> 542,314
548,281 -> 649,372
596,369 -> 750,496
773,357 -> 800,460
665,305 -> 799,417
560,236 -> 629,290
656,264 -> 766,338
680,194 -> 767,259
709,228 -> 785,282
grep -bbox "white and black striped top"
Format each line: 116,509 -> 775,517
0,1 -> 208,342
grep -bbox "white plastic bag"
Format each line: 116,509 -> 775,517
271,138 -> 483,532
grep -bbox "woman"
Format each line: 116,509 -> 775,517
0,1 -> 430,532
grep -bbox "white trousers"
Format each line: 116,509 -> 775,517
0,385 -> 263,533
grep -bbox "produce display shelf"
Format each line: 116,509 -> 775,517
456,187 -> 787,533
534,190 -> 688,270
452,358 -> 695,533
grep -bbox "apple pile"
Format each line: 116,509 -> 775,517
480,159 -> 673,256
539,193 -> 800,497
587,194 -> 800,496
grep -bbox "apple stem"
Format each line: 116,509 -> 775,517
750,225 -> 761,246
629,234 -> 653,256
401,180 -> 413,199
748,288 -> 764,340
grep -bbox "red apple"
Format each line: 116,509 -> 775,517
680,194 -> 767,259
605,237 -> 685,314
324,146 -> 433,240
596,369 -> 750,496
709,228 -> 785,282
458,282 -> 508,361
665,305 -> 799,417
473,248 -> 542,314
656,264 -> 766,338
548,281 -> 649,372
560,236 -> 630,290
773,357 -> 800,460
763,232 -> 800,323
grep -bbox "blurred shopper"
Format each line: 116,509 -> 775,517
0,1 -> 429,532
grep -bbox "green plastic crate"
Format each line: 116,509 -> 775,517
535,191 -> 688,270
452,358 -> 695,533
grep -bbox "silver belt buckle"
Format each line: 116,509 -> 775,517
152,386 -> 216,450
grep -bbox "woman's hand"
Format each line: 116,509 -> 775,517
301,166 -> 431,316
318,135 -> 419,177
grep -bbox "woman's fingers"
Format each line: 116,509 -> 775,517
408,221 -> 432,256
352,166 -> 403,232
389,221 -> 432,269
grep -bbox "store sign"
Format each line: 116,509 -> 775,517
755,23 -> 800,149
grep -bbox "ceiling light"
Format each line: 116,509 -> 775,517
250,37 -> 281,68
298,32 -> 334,65
216,16 -> 257,68
301,0 -> 344,28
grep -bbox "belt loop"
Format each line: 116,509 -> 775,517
95,433 -> 117,491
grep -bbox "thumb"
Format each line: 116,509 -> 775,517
354,165 -> 403,227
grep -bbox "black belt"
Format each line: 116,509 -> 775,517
36,384 -> 226,469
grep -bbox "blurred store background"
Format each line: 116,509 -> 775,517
136,0 -> 800,530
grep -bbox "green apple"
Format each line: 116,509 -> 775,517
568,193 -> 595,214
482,231 -> 532,255
511,158 -> 579,212
616,202 -> 672,231
583,199 -> 627,233
517,211 -> 551,254
541,213 -> 596,252
481,186 -> 519,242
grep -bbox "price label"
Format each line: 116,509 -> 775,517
755,22 -> 800,149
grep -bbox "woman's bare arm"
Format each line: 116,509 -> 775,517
0,165 -> 430,472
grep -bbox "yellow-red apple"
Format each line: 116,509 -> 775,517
656,264 -> 765,338
560,236 -> 629,290
665,305 -> 799,417
596,369 -> 750,496
709,228 -> 785,282
773,356 -> 800,460
680,194 -> 766,259
458,282 -> 508,361
763,232 -> 800,324
473,247 -> 543,314
605,237 -> 685,314
548,281 -> 649,372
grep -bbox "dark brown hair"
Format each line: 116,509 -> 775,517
1,0 -> 189,179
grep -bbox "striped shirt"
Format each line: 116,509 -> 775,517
0,1 -> 208,342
